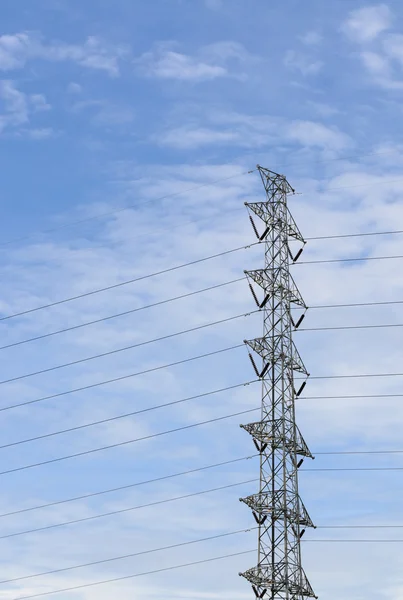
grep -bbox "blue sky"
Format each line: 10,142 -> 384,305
1,1 -> 403,599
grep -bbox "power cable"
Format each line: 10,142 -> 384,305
0,455 -> 257,519
2,390 -> 403,474
309,372 -> 403,380
0,409 -> 258,476
306,229 -> 403,241
0,381 -> 258,450
5,335 -> 403,415
0,343 -> 244,412
0,242 -> 259,322
13,550 -> 256,600
0,169 -> 256,248
297,254 -> 403,265
298,322 -> 403,332
0,480 -> 256,540
0,527 -> 257,585
4,283 -> 403,355
0,277 -> 244,351
2,456 -> 402,521
4,146 -> 403,253
4,525 -> 403,586
0,310 -> 258,386
310,299 -> 403,309
3,242 -> 403,325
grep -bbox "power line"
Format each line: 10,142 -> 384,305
306,229 -> 403,241
3,467 -> 403,540
318,525 -> 403,529
304,393 -> 403,400
4,146 -> 402,254
0,169 -> 256,248
0,480 -> 256,540
316,449 -> 403,455
0,277 -> 244,351
304,539 -> 403,542
5,523 -> 403,585
0,343 -> 244,413
310,299 -> 403,309
5,337 -> 403,416
0,381 -> 258,449
0,242 -> 259,322
3,244 -> 403,325
0,409 -> 258,476
13,550 -> 256,600
4,281 -> 403,353
298,322 -> 403,332
0,455 -> 257,519
0,527 -> 257,585
3,378 -> 403,456
297,254 -> 403,265
1,455 -> 401,522
0,310 -> 258,386
309,372 -> 403,380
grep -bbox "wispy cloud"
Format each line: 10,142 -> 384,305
284,50 -> 323,76
0,80 -> 52,136
0,32 -> 128,76
154,110 -> 351,151
135,41 -> 252,82
342,4 -> 392,43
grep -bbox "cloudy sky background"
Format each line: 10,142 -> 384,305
1,1 -> 403,598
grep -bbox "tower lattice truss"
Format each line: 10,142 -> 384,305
239,166 -> 317,600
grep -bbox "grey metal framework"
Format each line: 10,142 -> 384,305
239,166 -> 316,600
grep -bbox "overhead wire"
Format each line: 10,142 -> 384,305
0,381 -> 258,450
3,393 -> 403,474
297,254 -> 403,265
5,523 -> 403,586
5,354 -> 403,415
0,527 -> 257,585
0,480 -> 256,540
2,238 -> 403,326
0,343 -> 244,413
12,550 -> 256,600
297,322 -> 403,332
1,455 -> 402,521
310,299 -> 403,309
0,277 -> 245,351
4,282 -> 403,353
0,169 -> 257,248
0,455 -> 258,518
0,242 -> 260,322
0,408 -> 259,476
3,145 -> 403,252
0,310 -> 259,386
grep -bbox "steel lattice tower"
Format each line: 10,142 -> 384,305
239,166 -> 317,600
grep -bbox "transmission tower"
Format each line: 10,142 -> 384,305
239,166 -> 316,600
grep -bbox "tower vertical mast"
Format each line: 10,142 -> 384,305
239,166 -> 316,600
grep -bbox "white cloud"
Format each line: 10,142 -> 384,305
135,41 -> 252,82
30,93 -> 51,111
67,82 -> 82,94
286,120 -> 351,150
0,81 -> 53,136
284,50 -> 323,76
156,126 -> 239,149
0,79 -> 28,132
300,31 -> 323,46
0,32 -> 127,76
154,111 -> 350,152
24,127 -> 55,139
342,4 -> 392,43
